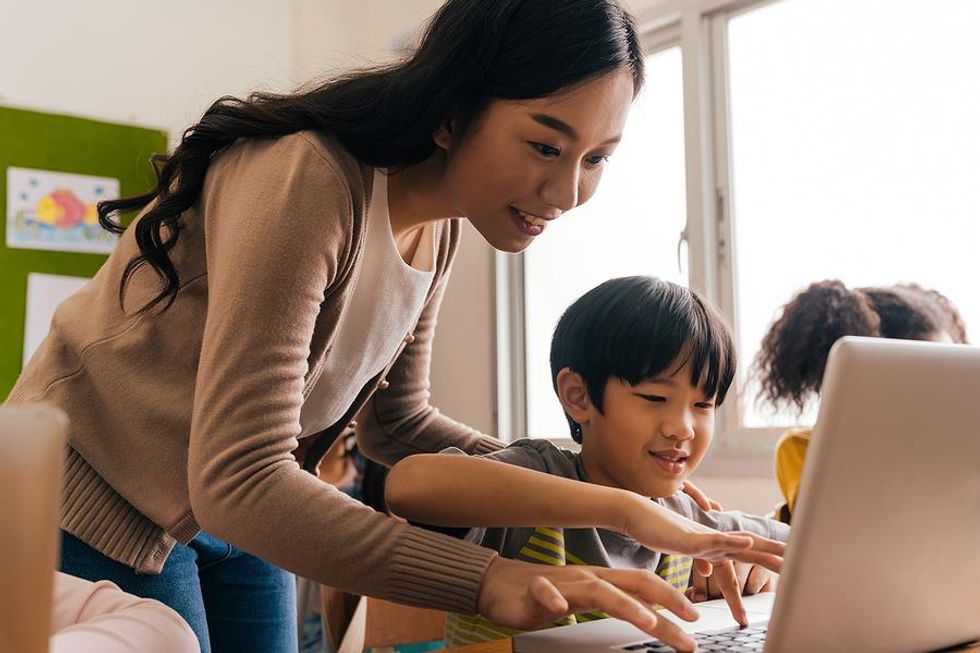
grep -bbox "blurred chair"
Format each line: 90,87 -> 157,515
0,404 -> 68,653
333,593 -> 445,653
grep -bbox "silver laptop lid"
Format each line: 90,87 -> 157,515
0,404 -> 68,653
767,337 -> 980,653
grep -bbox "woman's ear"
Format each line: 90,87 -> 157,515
556,367 -> 594,429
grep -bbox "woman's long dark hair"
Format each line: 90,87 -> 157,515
754,279 -> 969,412
99,0 -> 645,313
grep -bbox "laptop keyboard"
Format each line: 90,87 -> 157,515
622,624 -> 768,652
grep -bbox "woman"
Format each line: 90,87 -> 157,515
8,1 -> 783,651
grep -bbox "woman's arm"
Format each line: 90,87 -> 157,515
184,133 -> 498,615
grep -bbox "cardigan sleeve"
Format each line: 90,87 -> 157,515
355,220 -> 505,466
186,133 -> 497,614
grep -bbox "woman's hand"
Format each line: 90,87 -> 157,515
681,480 -> 723,511
478,557 -> 701,653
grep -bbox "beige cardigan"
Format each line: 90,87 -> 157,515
7,131 -> 504,614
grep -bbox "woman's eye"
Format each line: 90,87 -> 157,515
530,142 -> 561,158
640,394 -> 667,403
585,154 -> 610,166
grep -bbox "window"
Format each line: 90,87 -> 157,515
727,0 -> 980,428
522,47 -> 688,438
501,0 -> 980,454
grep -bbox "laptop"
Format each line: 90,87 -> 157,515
514,337 -> 980,653
0,404 -> 68,653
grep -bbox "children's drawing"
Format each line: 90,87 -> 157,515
6,167 -> 120,254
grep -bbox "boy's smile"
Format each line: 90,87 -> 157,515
648,447 -> 691,477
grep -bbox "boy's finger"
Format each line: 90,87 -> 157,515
744,565 -> 769,595
731,550 -> 783,574
714,561 -> 748,626
693,558 -> 713,577
737,532 -> 786,555
690,567 -> 709,602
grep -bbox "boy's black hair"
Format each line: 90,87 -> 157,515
550,276 -> 737,442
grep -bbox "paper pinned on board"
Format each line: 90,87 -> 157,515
23,272 -> 89,366
6,167 -> 120,254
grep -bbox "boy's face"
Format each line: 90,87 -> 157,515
576,361 -> 716,499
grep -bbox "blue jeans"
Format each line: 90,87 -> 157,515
60,530 -> 297,653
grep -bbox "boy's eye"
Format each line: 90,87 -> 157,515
530,142 -> 561,158
585,154 -> 609,166
639,394 -> 667,403
695,401 -> 715,410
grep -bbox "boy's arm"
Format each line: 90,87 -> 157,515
663,493 -> 791,543
665,494 -> 790,602
385,451 -> 631,531
386,446 -> 785,574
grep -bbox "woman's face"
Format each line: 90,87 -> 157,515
435,68 -> 636,253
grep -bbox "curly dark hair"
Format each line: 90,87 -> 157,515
754,279 -> 968,413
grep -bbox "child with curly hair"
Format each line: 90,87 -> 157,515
754,280 -> 968,521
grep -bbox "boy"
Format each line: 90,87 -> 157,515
385,277 -> 789,647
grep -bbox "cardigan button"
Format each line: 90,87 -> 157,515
404,334 -> 415,344
347,420 -> 358,429
378,379 -> 390,390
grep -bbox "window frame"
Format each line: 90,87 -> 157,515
496,0 -> 788,472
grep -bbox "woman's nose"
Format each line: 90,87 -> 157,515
539,164 -> 581,212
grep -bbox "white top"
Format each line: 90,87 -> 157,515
299,171 -> 435,436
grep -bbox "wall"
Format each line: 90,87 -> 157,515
1,0 -> 496,432
2,1 -> 307,147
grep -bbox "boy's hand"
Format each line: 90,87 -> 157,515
617,494 -> 785,625
688,562 -> 777,603
479,557 -> 701,653
620,495 -> 785,573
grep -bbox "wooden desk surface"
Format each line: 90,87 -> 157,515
441,637 -> 980,652
442,640 -> 511,652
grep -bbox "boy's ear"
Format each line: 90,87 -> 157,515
433,118 -> 456,151
556,367 -> 594,427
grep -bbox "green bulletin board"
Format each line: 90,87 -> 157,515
0,106 -> 167,400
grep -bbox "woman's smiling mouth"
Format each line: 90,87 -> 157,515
509,206 -> 548,236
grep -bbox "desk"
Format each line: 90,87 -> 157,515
441,637 -> 980,652
443,640 -> 510,652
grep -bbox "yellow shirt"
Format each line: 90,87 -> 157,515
774,428 -> 812,514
